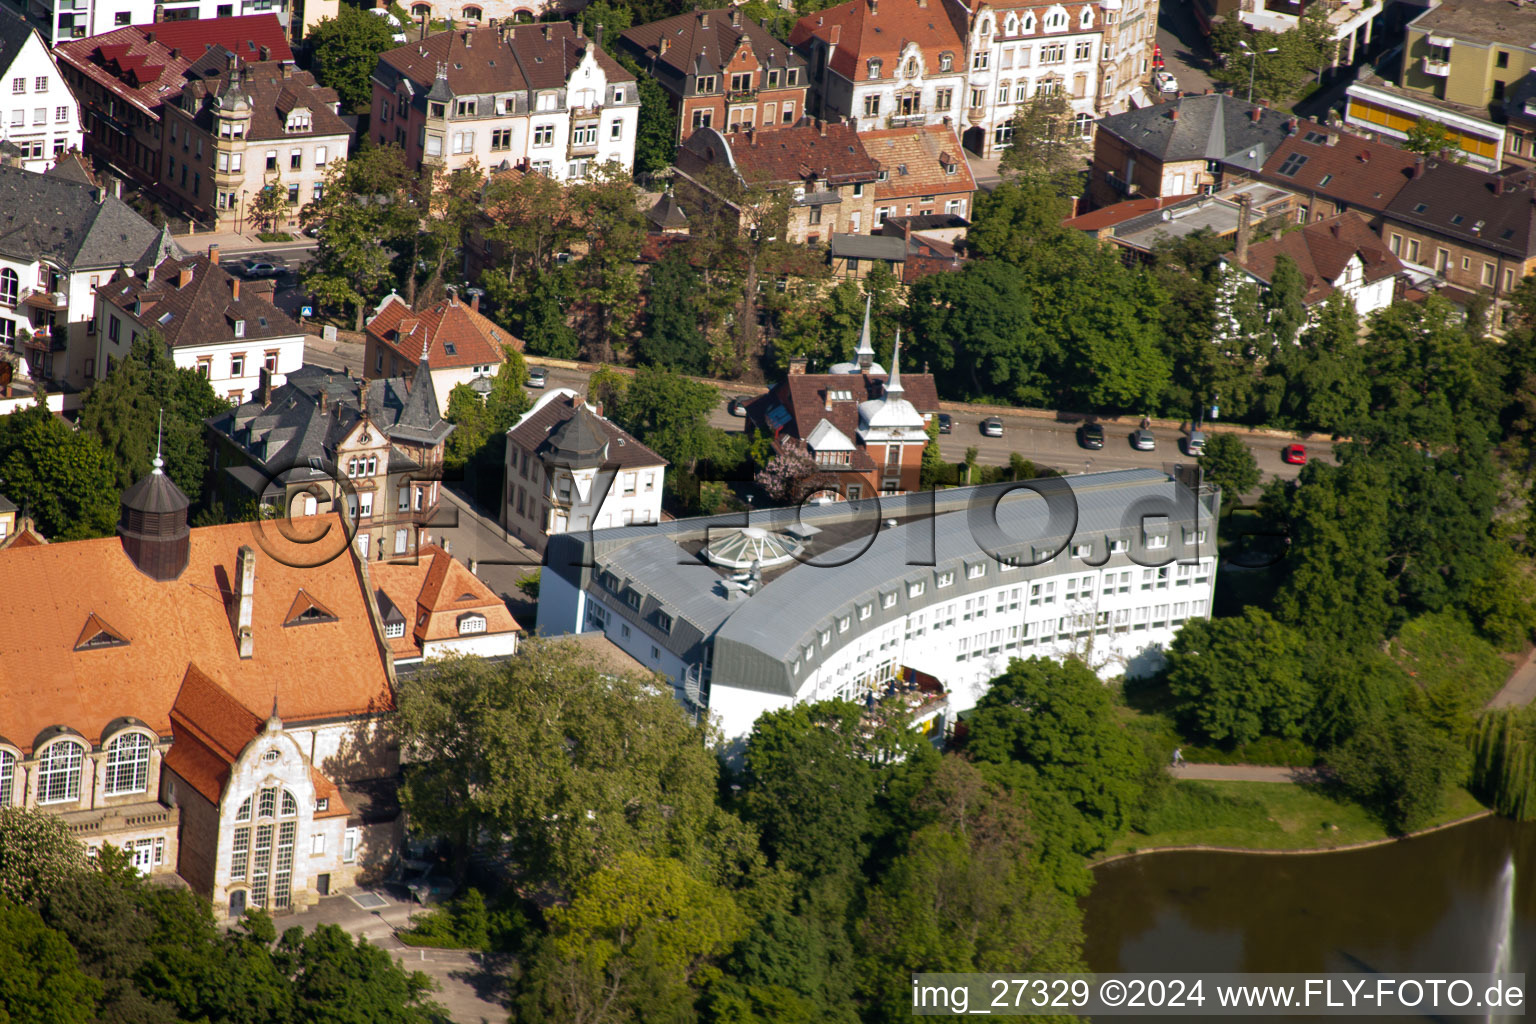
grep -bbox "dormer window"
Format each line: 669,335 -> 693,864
939,52 -> 953,71
234,318 -> 245,338
316,797 -> 329,811
74,613 -> 128,651
285,109 -> 311,132
384,621 -> 405,639
867,58 -> 882,80
457,613 -> 487,635
284,590 -> 338,626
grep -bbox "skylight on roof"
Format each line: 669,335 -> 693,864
1413,202 -> 1428,213
1451,214 -> 1464,225
1303,131 -> 1328,144
158,311 -> 174,324
444,342 -> 456,355
1276,153 -> 1309,176
1318,173 -> 1332,186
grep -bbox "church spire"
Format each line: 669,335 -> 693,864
152,408 -> 164,475
886,330 -> 904,397
855,293 -> 874,371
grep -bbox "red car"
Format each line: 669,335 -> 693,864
1282,444 -> 1307,466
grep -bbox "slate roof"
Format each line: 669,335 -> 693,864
54,15 -> 291,119
1227,211 -> 1404,305
100,252 -> 302,348
0,8 -> 38,80
830,232 -> 909,260
679,120 -> 880,187
0,516 -> 392,754
1097,93 -> 1293,169
0,164 -> 171,269
789,0 -> 965,82
366,293 -> 523,372
1384,160 -> 1536,259
859,124 -> 975,201
216,365 -> 454,493
179,64 -> 347,143
647,191 -> 690,229
375,22 -> 633,100
1255,126 -> 1418,218
619,8 -> 805,83
506,391 -> 667,470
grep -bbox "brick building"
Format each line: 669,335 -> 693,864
1248,123 -> 1418,228
618,8 -> 809,142
860,122 -> 976,228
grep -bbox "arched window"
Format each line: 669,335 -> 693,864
1021,13 -> 1035,32
458,613 -> 487,635
104,732 -> 151,795
0,750 -> 14,806
905,56 -> 917,76
38,740 -> 84,804
282,790 -> 298,816
462,5 -> 482,19
1081,7 -> 1093,26
1073,111 -> 1094,137
411,2 -> 430,15
979,16 -> 992,35
1005,13 -> 1017,34
236,795 -> 252,821
1044,8 -> 1067,30
0,269 -> 16,306
867,57 -> 882,80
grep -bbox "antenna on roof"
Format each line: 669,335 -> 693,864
152,408 -> 164,474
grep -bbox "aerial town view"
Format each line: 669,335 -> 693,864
0,0 -> 1531,1016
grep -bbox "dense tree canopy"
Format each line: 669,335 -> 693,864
1166,607 -> 1313,745
0,402 -> 118,540
308,7 -> 400,114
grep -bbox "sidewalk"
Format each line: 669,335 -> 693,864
277,886 -> 508,1024
1171,763 -> 1325,783
1487,647 -> 1536,709
172,228 -> 317,256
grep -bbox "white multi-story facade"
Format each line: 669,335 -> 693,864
371,22 -> 638,182
502,389 -> 668,554
539,467 -> 1219,746
961,0 -> 1158,157
4,0 -> 325,47
0,10 -> 84,168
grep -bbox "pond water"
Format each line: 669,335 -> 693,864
1082,815 -> 1536,1022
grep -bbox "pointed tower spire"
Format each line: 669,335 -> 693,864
855,293 -> 874,371
886,330 -> 904,397
152,409 -> 164,475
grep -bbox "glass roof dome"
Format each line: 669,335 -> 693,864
703,526 -> 803,570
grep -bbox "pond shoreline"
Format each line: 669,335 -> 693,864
1092,809 -> 1495,868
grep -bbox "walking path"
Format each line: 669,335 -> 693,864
1487,647 -> 1536,709
1170,763 -> 1321,783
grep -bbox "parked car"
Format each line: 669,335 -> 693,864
1153,70 -> 1179,93
727,396 -> 750,417
1185,430 -> 1207,456
937,413 -> 953,434
1132,427 -> 1156,451
527,366 -> 548,389
982,416 -> 1004,438
241,261 -> 279,278
1282,443 -> 1308,465
1078,422 -> 1104,449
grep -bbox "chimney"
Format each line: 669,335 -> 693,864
259,44 -> 269,61
470,290 -> 481,311
464,30 -> 471,47
1413,155 -> 1425,179
231,276 -> 241,300
231,546 -> 255,659
1249,107 -> 1261,123
699,10 -> 709,27
660,36 -> 670,54
208,243 -> 220,265
177,266 -> 193,288
541,23 -> 550,39
1495,176 -> 1506,196
258,365 -> 273,405
594,23 -> 604,49
1235,193 -> 1252,265
819,118 -> 827,136
420,11 -> 428,41
446,283 -> 458,305
730,8 -> 740,25
788,356 -> 808,374
146,30 -> 155,42
281,62 -> 292,79
1359,149 -> 1370,163
1286,116 -> 1297,133
867,0 -> 877,12
318,389 -> 327,413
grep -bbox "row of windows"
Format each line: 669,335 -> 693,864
950,601 -> 1210,660
10,76 -> 50,94
0,732 -> 152,806
6,106 -> 70,127
696,68 -> 801,94
693,100 -> 797,130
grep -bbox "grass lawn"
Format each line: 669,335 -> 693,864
1100,780 -> 1487,859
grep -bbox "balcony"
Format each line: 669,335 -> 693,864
726,88 -> 758,102
1106,171 -> 1140,196
1422,56 -> 1451,77
20,286 -> 66,311
967,105 -> 986,124
887,112 -> 929,128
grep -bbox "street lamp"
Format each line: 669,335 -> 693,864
1238,41 -> 1279,104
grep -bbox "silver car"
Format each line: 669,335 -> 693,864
1132,427 -> 1156,451
982,417 -> 1004,438
526,366 -> 548,389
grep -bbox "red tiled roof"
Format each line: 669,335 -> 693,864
1064,194 -> 1197,232
1229,211 -> 1403,305
859,124 -> 976,201
0,515 -> 392,755
377,23 -> 632,98
620,8 -> 804,80
366,294 -> 523,372
1256,127 -> 1417,217
371,545 -> 521,654
55,15 -> 291,117
685,120 -> 880,187
790,0 -> 965,82
753,369 -> 940,446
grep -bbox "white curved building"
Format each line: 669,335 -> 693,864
538,466 -> 1220,745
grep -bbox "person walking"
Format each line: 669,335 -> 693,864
1172,747 -> 1184,767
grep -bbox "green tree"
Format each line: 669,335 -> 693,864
0,899 -> 100,1024
79,334 -> 227,497
999,93 -> 1083,189
964,658 -> 1150,854
488,266 -> 580,359
907,259 -> 1046,404
1327,710 -> 1468,833
1403,117 -> 1460,158
1264,253 -> 1308,348
1274,292 -> 1366,432
273,923 -> 449,1023
1198,432 -> 1260,496
251,176 -> 289,235
395,640 -> 757,891
638,246 -> 708,373
0,809 -> 89,908
301,146 -> 418,329
964,179 -> 1071,264
0,402 -> 119,540
609,366 -> 730,474
615,53 -> 680,176
308,6 -> 399,113
1165,607 -> 1313,745
568,164 -> 647,362
855,757 -> 1083,1022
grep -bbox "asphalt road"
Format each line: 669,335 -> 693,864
1156,0 -> 1217,95
531,364 -> 1321,483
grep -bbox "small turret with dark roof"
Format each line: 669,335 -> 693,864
119,443 -> 191,582
540,398 -> 611,469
